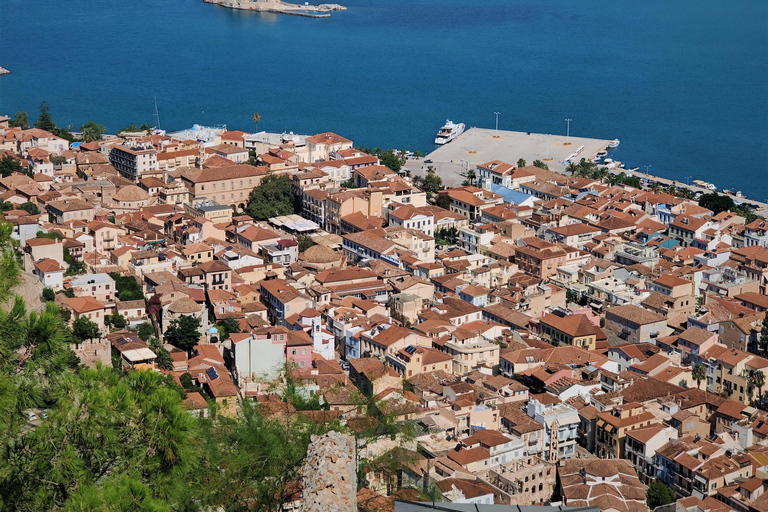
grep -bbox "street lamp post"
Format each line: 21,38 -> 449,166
494,112 -> 500,134
685,175 -> 692,185
644,165 -> 652,176
565,118 -> 572,143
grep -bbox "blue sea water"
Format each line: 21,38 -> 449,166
1,0 -> 766,198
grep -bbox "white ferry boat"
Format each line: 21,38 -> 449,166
435,120 -> 465,145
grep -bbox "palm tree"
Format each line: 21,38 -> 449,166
692,363 -> 706,390
566,162 -> 579,176
751,370 -> 765,405
517,158 -> 526,168
252,112 -> 261,132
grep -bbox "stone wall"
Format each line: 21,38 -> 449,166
300,431 -> 357,512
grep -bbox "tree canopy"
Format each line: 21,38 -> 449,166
19,202 -> 40,215
34,100 -> 57,132
646,480 -> 675,509
80,121 -> 106,142
72,316 -> 100,341
246,174 -> 295,221
0,155 -> 24,178
110,273 -> 145,301
164,314 -> 202,352
9,111 -> 29,130
698,192 -> 735,215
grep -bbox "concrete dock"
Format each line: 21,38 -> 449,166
405,127 -> 613,188
402,127 -> 767,212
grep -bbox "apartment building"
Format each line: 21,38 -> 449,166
46,198 -> 94,223
439,186 -> 504,221
180,165 -> 269,209
109,142 -> 158,182
514,237 -> 569,280
537,313 -> 599,350
604,305 -> 667,344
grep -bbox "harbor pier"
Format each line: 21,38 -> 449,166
406,127 -> 612,188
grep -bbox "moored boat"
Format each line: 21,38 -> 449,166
435,120 -> 465,145
608,139 -> 620,148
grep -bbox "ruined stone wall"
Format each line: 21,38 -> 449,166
300,431 -> 357,512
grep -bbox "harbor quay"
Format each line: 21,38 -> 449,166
405,127 -> 612,188
404,127 -> 767,211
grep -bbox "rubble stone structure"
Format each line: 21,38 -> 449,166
300,431 -> 357,512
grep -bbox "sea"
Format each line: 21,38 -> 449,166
1,0 -> 766,199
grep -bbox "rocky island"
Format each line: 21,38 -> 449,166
204,0 -> 345,18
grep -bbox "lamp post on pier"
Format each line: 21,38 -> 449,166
565,118 -> 572,145
494,112 -> 500,135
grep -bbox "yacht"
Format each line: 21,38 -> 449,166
608,139 -> 620,148
435,120 -> 465,145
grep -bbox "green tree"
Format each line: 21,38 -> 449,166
752,369 -> 766,405
646,480 -> 675,509
137,322 -> 155,341
164,314 -> 202,352
435,226 -> 459,246
517,158 -> 526,168
110,272 -> 145,301
0,155 -> 24,177
216,317 -> 240,340
65,260 -> 85,276
111,312 -> 127,329
18,202 -> 40,216
419,168 -> 444,196
9,111 -> 29,129
461,169 -> 476,187
759,313 -> 768,358
378,149 -> 402,173
692,363 -> 706,390
140,123 -> 154,135
119,123 -> 140,134
80,121 -> 106,142
198,400 -> 340,511
297,234 -> 315,252
147,336 -> 174,371
340,179 -> 356,189
41,287 -> 55,302
252,112 -> 261,132
72,316 -> 100,341
698,192 -> 735,215
246,174 -> 295,220
34,100 -> 57,132
532,159 -> 549,170
436,193 -> 451,210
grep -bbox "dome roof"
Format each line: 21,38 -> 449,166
301,244 -> 341,264
114,184 -> 150,202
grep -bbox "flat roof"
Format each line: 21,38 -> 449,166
121,347 -> 157,362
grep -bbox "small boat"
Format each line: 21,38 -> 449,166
693,179 -> 717,191
435,120 -> 465,145
608,139 -> 620,148
597,150 -> 607,157
604,158 -> 613,164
